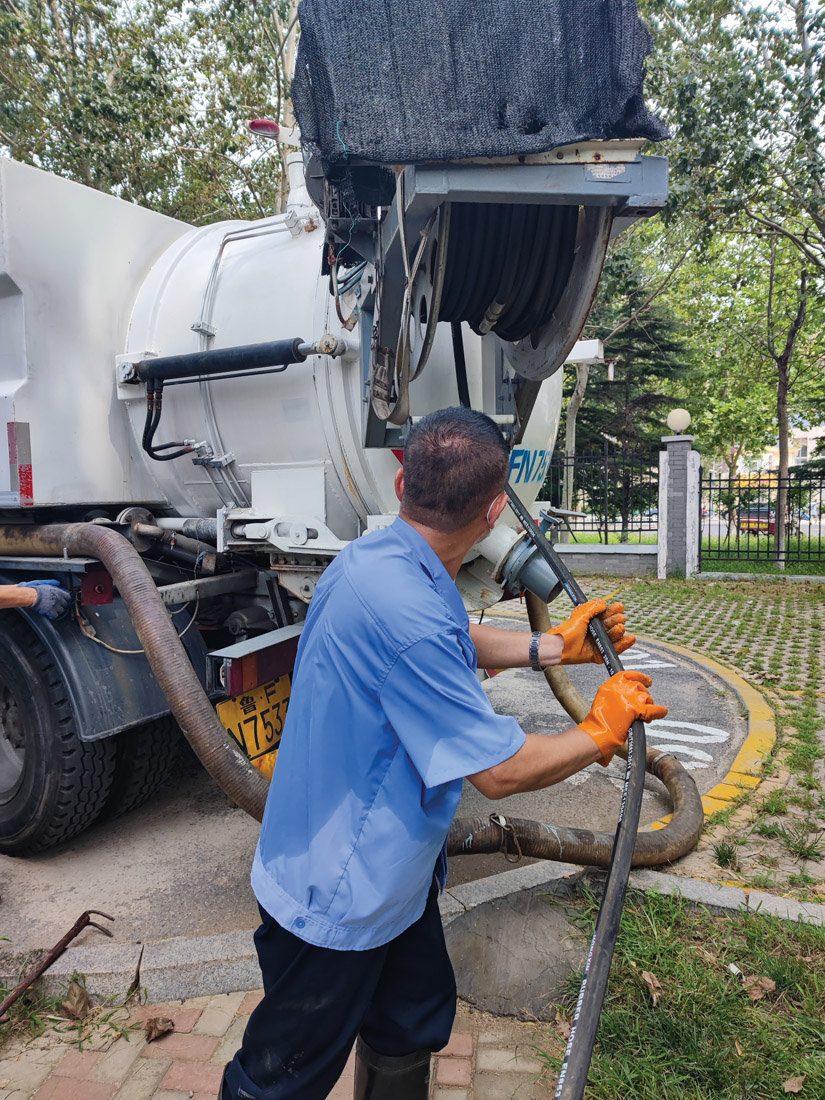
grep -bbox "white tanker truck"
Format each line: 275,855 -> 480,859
0,4 -> 669,855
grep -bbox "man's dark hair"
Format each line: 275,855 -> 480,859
401,407 -> 509,533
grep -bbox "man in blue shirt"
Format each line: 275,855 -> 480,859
222,408 -> 666,1100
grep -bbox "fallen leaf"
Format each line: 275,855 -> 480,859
783,1076 -> 806,1093
143,1016 -> 175,1043
641,970 -> 663,1007
554,1017 -> 572,1041
60,980 -> 91,1020
743,975 -> 776,1001
811,884 -> 825,896
735,1040 -> 743,1057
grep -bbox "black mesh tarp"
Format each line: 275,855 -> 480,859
292,0 -> 668,169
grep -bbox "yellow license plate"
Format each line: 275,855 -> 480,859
217,676 -> 291,761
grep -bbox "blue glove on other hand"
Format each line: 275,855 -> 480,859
17,580 -> 73,620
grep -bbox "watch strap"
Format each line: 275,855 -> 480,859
529,631 -> 543,672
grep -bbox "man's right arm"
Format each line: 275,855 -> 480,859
468,670 -> 667,800
468,726 -> 601,799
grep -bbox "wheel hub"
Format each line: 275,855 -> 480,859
0,687 -> 25,798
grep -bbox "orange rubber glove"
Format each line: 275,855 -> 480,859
549,599 -> 636,665
578,670 -> 668,766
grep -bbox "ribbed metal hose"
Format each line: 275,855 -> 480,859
447,592 -> 704,866
0,524 -> 269,821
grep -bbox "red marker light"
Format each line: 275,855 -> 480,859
248,119 -> 281,139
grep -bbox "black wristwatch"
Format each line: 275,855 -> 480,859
529,631 -> 543,672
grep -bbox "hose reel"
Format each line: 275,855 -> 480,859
314,152 -> 668,438
370,197 -> 585,424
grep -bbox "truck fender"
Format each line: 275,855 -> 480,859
4,597 -> 211,742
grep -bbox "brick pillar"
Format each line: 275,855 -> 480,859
658,435 -> 700,579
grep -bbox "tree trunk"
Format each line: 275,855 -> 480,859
775,360 -> 789,568
770,265 -> 807,568
560,364 -> 589,543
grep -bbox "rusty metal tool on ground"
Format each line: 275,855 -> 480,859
0,910 -> 114,1019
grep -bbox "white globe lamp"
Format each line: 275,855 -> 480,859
666,408 -> 691,434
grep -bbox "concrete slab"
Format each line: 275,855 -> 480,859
139,931 -> 264,1003
444,889 -> 586,1021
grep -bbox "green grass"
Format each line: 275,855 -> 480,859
713,840 -> 740,870
0,973 -> 65,1040
779,824 -> 825,862
559,531 -> 658,546
699,535 -> 825,575
539,890 -> 825,1099
759,791 -> 789,816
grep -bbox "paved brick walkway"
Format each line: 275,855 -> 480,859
0,995 -> 559,1099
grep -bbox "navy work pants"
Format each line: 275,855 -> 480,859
223,884 -> 456,1099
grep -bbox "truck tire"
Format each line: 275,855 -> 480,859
0,617 -> 116,854
100,717 -> 183,820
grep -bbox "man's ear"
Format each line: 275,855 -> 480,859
394,467 -> 405,503
490,491 -> 508,524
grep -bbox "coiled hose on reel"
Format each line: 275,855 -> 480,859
438,202 -> 579,341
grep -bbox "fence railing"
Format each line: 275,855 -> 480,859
543,449 -> 659,544
700,470 -> 825,567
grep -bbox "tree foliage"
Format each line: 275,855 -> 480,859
572,246 -> 695,453
641,0 -> 825,270
0,0 -> 298,222
559,1 -> 825,474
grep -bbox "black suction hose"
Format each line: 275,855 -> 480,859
503,486 -> 646,1100
451,323 -> 472,409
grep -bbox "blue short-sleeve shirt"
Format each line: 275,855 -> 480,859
251,517 -> 526,950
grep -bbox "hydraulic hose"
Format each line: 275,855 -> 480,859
0,524 -> 269,821
495,489 -> 643,1100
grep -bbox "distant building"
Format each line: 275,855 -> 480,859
758,425 -> 825,470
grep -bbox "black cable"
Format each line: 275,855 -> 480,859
451,323 -> 471,409
495,204 -> 541,342
504,486 -> 647,1100
534,204 -> 577,334
498,205 -> 557,340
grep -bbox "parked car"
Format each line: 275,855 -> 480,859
736,505 -> 775,534
736,505 -> 800,536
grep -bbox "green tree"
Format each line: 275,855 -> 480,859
573,249 -> 695,453
0,0 -> 298,222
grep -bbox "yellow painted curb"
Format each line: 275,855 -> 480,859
642,637 -> 777,830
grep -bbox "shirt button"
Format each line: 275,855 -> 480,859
295,918 -> 306,929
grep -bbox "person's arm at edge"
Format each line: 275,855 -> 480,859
468,727 -> 600,799
0,585 -> 37,610
469,670 -> 667,799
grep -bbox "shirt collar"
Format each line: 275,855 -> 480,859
391,517 -> 469,626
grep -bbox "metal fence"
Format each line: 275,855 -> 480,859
700,470 -> 825,567
543,448 -> 659,544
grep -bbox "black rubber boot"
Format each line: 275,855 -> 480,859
353,1036 -> 431,1099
